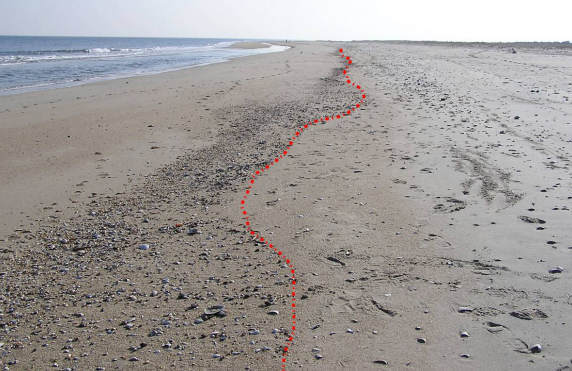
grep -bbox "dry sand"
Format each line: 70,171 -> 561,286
0,41 -> 571,371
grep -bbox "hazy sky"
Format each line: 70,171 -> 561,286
0,0 -> 570,42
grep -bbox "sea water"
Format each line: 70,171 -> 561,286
0,36 -> 288,95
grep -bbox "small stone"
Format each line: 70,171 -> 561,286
461,354 -> 470,358
460,331 -> 469,338
373,360 -> 388,365
417,338 -> 427,344
315,354 -> 324,360
193,318 -> 203,325
128,357 -> 139,361
267,310 -> 279,315
530,344 -> 542,353
204,305 -> 225,316
549,266 -> 564,274
311,348 -> 320,353
346,328 -> 354,333
138,244 -> 149,250
212,354 -> 221,358
415,326 -> 422,331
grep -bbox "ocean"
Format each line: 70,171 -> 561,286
0,36 -> 288,95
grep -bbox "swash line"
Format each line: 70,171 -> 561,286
239,48 -> 366,371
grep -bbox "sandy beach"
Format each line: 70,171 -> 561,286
1,41 -> 571,371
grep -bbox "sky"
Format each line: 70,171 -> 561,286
0,0 -> 570,42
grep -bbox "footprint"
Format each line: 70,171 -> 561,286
330,296 -> 356,313
484,320 -> 534,354
433,198 -> 466,213
421,233 -> 452,249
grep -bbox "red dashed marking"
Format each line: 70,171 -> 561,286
240,47 -> 366,370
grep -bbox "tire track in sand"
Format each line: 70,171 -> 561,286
239,48 -> 366,371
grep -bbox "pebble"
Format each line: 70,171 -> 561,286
460,331 -> 469,338
267,310 -> 279,315
346,328 -> 354,333
212,354 -> 221,358
417,338 -> 427,344
549,266 -> 564,274
530,344 -> 542,353
458,307 -> 474,313
315,354 -> 324,360
138,244 -> 150,250
204,305 -> 225,316
461,354 -> 470,358
188,228 -> 201,235
373,360 -> 388,365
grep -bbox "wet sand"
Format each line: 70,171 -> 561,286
227,41 -> 272,49
0,41 -> 571,370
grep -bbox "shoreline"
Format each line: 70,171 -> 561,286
0,41 -> 288,97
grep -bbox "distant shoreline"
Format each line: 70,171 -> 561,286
0,36 -> 288,96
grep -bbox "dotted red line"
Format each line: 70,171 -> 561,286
239,48 -> 365,371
